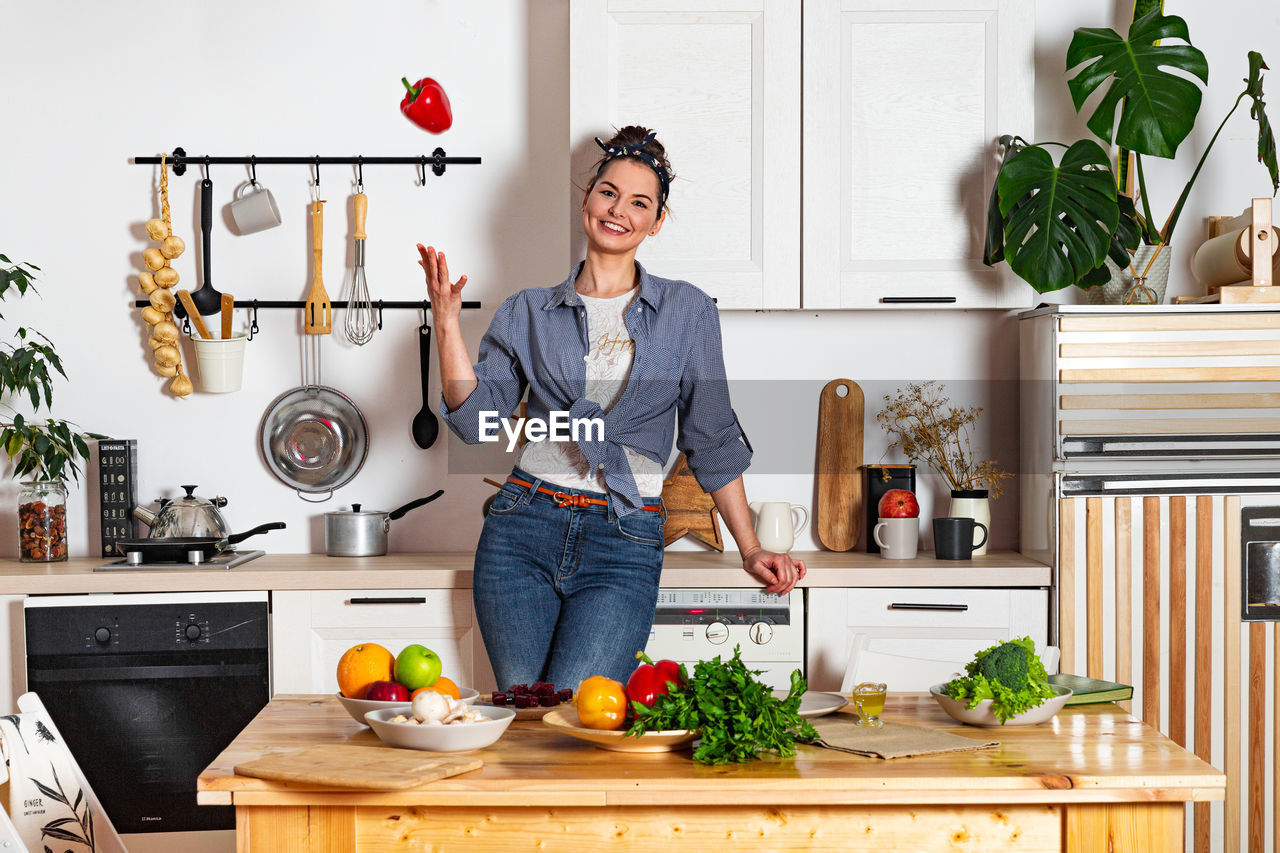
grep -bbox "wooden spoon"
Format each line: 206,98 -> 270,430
176,289 -> 212,340
305,200 -> 332,334
221,293 -> 234,339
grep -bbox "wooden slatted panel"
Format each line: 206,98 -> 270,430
1143,496 -> 1161,727
1060,340 -> 1280,358
1059,315 -> 1280,332
1061,367 -> 1280,383
1059,498 -> 1077,677
1115,497 -> 1133,714
1060,392 -> 1280,410
1225,496 -> 1242,853
1249,623 -> 1265,853
1086,497 -> 1104,679
1060,417 -> 1280,435
1193,496 -> 1213,853
1169,496 -> 1187,748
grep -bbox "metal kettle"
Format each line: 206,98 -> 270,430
133,485 -> 231,539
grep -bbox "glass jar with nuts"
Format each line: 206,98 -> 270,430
19,480 -> 68,562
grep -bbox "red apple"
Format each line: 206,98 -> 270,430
366,680 -> 410,702
878,489 -> 919,518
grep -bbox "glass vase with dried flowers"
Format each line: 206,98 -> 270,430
875,381 -> 1012,556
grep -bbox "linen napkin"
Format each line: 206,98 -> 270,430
809,714 -> 999,759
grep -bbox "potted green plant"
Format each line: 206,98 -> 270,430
0,254 -> 105,561
984,7 -> 1279,302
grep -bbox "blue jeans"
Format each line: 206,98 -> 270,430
473,467 -> 666,692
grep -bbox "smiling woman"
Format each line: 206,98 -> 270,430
416,125 -> 806,694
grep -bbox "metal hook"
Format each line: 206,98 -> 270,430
247,300 -> 260,341
313,156 -> 321,185
249,155 -> 258,187
422,299 -> 430,325
418,156 -> 428,187
181,315 -> 192,337
356,156 -> 364,190
432,147 -> 447,177
376,300 -> 384,331
203,154 -> 211,180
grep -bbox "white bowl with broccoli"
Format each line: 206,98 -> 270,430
931,638 -> 1072,727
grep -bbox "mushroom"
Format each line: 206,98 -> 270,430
411,690 -> 451,725
160,235 -> 185,259
143,248 -> 166,271
145,218 -> 170,241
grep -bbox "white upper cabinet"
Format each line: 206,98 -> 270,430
802,0 -> 1033,309
570,0 -> 802,309
569,0 -> 1032,310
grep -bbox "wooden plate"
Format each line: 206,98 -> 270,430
541,707 -> 697,752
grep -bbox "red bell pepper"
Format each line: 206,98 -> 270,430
400,76 -> 453,133
626,651 -> 685,707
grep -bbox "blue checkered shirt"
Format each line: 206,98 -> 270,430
440,262 -> 752,515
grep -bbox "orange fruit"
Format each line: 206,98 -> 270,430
335,643 -> 395,699
412,676 -> 461,700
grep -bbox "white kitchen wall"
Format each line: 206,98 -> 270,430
1,0 -> 1276,560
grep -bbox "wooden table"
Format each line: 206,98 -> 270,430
198,694 -> 1223,852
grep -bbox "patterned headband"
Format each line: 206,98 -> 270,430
594,133 -> 670,213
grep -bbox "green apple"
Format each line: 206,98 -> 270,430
394,644 -> 442,691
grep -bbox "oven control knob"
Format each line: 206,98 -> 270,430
749,621 -> 773,645
94,627 -> 111,645
705,621 -> 729,645
184,623 -> 202,641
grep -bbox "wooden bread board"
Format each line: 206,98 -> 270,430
816,379 -> 864,551
234,744 -> 481,790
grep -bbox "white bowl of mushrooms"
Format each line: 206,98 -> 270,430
364,692 -> 516,753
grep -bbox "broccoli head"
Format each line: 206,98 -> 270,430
971,641 -> 1031,691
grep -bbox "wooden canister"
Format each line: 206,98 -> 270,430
863,464 -> 915,553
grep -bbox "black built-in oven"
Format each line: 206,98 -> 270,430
24,592 -> 269,834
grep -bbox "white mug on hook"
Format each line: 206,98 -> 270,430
750,502 -> 809,553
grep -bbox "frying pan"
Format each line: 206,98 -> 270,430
259,337 -> 368,501
115,522 -> 286,562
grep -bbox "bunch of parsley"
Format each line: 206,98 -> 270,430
626,645 -> 818,764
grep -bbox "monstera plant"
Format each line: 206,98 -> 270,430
984,8 -> 1279,293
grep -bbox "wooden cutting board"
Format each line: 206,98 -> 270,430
816,378 -> 864,551
234,744 -> 481,790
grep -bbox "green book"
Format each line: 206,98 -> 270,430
1048,673 -> 1134,705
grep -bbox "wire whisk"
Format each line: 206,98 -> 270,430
344,191 -> 376,346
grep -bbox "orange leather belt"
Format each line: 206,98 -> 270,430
505,476 -> 663,513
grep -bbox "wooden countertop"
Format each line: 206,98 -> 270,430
198,694 -> 1223,808
0,550 -> 1049,594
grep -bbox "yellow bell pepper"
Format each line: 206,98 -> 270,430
576,675 -> 628,730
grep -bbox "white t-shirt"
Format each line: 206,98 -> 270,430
517,288 -> 665,497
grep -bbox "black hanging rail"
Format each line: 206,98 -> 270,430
133,147 -> 480,177
133,299 -> 483,341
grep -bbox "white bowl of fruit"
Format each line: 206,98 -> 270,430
333,642 -> 478,725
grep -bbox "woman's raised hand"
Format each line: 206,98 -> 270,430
418,244 -> 468,326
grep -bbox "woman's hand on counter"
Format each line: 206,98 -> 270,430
741,547 -> 805,596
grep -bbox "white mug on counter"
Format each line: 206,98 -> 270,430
750,501 -> 809,553
873,517 -> 919,560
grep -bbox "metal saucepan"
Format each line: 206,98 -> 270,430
324,490 -> 445,556
260,337 -> 368,501
114,522 -> 286,564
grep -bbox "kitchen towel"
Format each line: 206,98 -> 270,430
809,715 -> 999,759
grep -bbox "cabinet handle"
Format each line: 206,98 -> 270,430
348,596 -> 427,605
879,297 -> 958,304
888,602 -> 969,611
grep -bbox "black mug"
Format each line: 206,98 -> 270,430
933,517 -> 989,560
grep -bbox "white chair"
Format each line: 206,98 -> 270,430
0,692 -> 127,853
